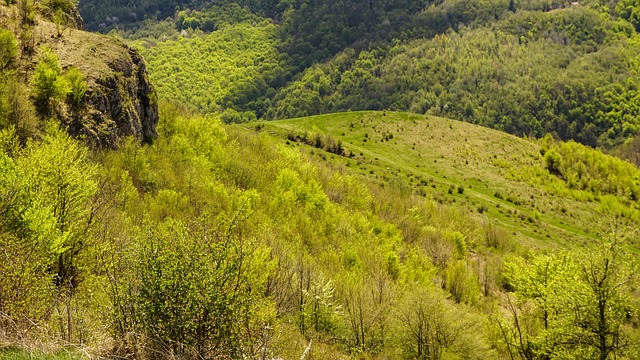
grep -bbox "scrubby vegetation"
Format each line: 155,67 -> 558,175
2,101 -> 640,358
2,0 -> 640,358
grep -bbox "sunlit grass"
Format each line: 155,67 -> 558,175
252,111 -> 632,250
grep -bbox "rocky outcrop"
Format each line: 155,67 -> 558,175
77,47 -> 158,147
1,0 -> 158,148
36,20 -> 159,148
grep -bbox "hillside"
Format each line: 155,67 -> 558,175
3,104 -> 639,359
1,0 -> 640,359
256,111 -> 640,250
90,0 -> 640,152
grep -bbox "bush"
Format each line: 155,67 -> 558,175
544,148 -> 563,175
31,48 -> 67,113
0,30 -> 18,71
18,0 -> 36,27
119,212 -> 273,358
63,67 -> 87,105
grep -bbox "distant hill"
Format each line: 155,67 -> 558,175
90,0 -> 640,151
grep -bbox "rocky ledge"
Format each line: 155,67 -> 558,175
36,18 -> 159,148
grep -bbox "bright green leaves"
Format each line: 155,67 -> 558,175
129,202 -> 273,357
0,122 -> 97,256
542,138 -> 640,201
134,21 -> 282,119
31,48 -> 89,116
21,123 -> 97,235
0,29 -> 18,71
19,124 -> 98,299
64,67 -> 87,106
273,168 -> 328,214
0,124 -> 97,338
32,48 -> 67,112
616,0 -> 640,32
501,231 -> 638,359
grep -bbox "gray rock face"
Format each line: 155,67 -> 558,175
77,47 -> 158,148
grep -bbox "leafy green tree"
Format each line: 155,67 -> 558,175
444,259 -> 480,304
20,123 -> 98,340
568,228 -> 636,360
0,30 -> 18,71
0,147 -> 57,338
501,226 -> 637,359
31,48 -> 68,115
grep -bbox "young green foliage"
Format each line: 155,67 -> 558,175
0,30 -> 18,71
31,48 -> 68,114
63,66 -> 87,106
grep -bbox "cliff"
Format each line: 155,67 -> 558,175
1,2 -> 158,148
38,21 -> 158,147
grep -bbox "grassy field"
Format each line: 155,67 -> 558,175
250,111 -> 628,250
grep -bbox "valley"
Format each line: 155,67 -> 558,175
1,0 -> 640,359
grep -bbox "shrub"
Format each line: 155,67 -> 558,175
64,67 -> 87,106
18,0 -> 36,27
31,48 -> 68,113
0,30 -> 18,71
544,148 -> 563,175
124,216 -> 272,358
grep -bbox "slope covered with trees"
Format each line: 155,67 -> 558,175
2,103 -> 640,359
2,0 -> 640,359
89,0 -> 640,150
131,17 -> 284,121
268,5 -> 640,148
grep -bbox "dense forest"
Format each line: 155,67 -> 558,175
79,0 -> 640,152
1,0 -> 640,359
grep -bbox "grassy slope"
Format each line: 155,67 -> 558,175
253,111 -> 626,251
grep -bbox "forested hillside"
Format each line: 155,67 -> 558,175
2,102 -> 640,359
2,0 -> 640,359
80,0 -> 640,151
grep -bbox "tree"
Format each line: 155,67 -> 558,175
31,48 -> 68,115
569,227 -> 636,360
396,285 -> 493,359
500,225 -> 637,359
20,123 -> 98,341
0,30 -> 18,71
